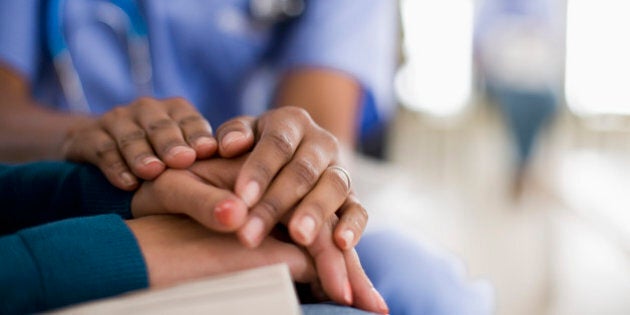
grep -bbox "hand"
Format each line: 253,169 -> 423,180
214,107 -> 368,251
132,156 -> 388,313
126,215 -> 316,288
63,97 -> 216,190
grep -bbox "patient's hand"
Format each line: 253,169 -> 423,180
126,215 -> 316,287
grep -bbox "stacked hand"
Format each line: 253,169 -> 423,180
62,98 -> 386,313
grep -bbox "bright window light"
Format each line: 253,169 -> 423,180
395,0 -> 474,117
565,1 -> 630,116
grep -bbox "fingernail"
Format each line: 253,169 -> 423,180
214,200 -> 235,227
120,172 -> 137,187
194,136 -> 216,148
142,156 -> 163,166
343,280 -> 353,305
222,131 -> 245,150
241,216 -> 265,247
297,215 -> 316,244
168,145 -> 194,158
240,181 -> 260,207
341,230 -> 355,249
372,288 -> 389,314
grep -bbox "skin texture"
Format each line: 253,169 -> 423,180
214,110 -> 368,251
0,65 -> 367,251
0,65 -> 376,308
125,215 -> 317,288
130,159 -> 388,314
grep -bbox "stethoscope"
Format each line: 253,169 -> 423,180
47,0 -> 304,113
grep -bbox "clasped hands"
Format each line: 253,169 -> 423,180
62,98 -> 387,314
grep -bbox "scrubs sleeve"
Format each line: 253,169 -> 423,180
275,0 -> 399,117
0,0 -> 42,82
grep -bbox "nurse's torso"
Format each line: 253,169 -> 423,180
54,0 -> 278,126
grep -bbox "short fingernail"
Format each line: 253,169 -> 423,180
372,288 -> 389,314
194,136 -> 216,148
120,172 -> 137,187
168,145 -> 194,158
297,215 -> 316,244
341,230 -> 355,249
222,131 -> 245,150
142,156 -> 163,166
214,200 -> 235,227
240,181 -> 260,207
241,216 -> 265,247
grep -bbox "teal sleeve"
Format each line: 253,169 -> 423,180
0,214 -> 148,313
0,162 -> 134,234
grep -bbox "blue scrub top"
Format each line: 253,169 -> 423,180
0,0 -> 397,130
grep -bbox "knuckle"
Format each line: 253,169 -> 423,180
250,160 -> 274,184
267,131 -> 295,160
101,108 -> 124,125
117,129 -> 147,149
255,198 -> 284,222
94,139 -> 118,160
283,106 -> 311,122
135,96 -> 155,107
167,96 -> 192,107
341,203 -> 368,233
178,115 -> 209,128
103,159 -> 127,174
147,118 -> 177,133
290,158 -> 319,188
322,131 -> 340,152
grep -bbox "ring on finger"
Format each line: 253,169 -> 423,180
327,165 -> 351,191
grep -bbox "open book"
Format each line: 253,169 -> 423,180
51,264 -> 302,314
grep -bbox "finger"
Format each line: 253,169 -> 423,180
236,146 -> 329,248
101,108 -> 165,180
345,249 -> 389,314
165,97 -> 217,159
258,237 -> 317,284
215,116 -> 256,158
134,98 -> 196,168
148,170 -> 249,231
306,216 -> 353,306
234,116 -> 305,207
187,155 -> 247,192
334,194 -> 368,250
288,165 -> 351,246
65,128 -> 139,190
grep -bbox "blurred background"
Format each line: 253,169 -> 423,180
358,0 -> 630,314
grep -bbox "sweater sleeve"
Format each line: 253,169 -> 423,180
0,161 -> 135,234
0,214 -> 148,313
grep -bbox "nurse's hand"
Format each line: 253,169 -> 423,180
62,97 -> 215,190
214,107 -> 368,251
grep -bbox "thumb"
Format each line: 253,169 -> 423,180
133,170 -> 249,232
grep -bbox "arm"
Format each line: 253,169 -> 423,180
275,68 -> 361,148
0,214 -> 147,314
0,66 -> 215,190
0,161 -> 133,235
0,66 -> 94,161
0,213 -> 318,314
